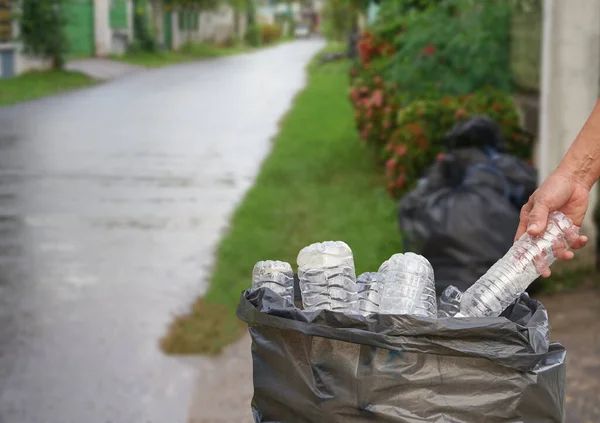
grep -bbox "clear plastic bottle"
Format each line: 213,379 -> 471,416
457,211 -> 579,318
297,241 -> 358,313
356,272 -> 381,315
251,260 -> 295,305
378,252 -> 437,317
437,285 -> 463,318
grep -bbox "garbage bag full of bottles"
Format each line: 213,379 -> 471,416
237,288 -> 565,423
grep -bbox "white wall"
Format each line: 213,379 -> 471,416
17,51 -> 52,73
172,5 -> 237,50
539,0 -> 599,240
94,0 -> 111,56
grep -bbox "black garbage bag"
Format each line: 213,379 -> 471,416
238,288 -> 565,423
398,147 -> 537,296
442,115 -> 507,152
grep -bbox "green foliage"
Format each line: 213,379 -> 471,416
321,0 -> 361,42
164,0 -> 221,10
131,0 -> 158,53
259,23 -> 282,44
19,0 -> 69,69
244,0 -> 260,46
376,0 -> 512,96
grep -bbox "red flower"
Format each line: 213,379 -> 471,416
386,158 -> 397,169
492,104 -> 502,112
371,89 -> 383,108
436,152 -> 445,161
455,108 -> 467,119
360,86 -> 369,94
395,144 -> 407,157
396,173 -> 406,187
422,44 -> 436,56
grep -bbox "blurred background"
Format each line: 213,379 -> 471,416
0,0 -> 598,422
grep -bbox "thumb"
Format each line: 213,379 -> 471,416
527,202 -> 550,236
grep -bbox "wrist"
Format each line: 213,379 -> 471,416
556,159 -> 597,191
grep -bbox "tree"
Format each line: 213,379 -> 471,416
244,0 -> 259,46
19,0 -> 69,69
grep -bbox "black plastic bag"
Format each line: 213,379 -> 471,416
238,288 -> 565,423
398,148 -> 537,295
442,115 -> 507,152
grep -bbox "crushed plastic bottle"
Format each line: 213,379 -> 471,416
378,252 -> 437,317
297,241 -> 358,313
251,260 -> 295,305
356,272 -> 381,315
437,285 -> 463,318
457,211 -> 579,318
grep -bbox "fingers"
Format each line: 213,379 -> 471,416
515,200 -> 533,242
527,201 -> 550,236
570,235 -> 589,250
540,269 -> 551,278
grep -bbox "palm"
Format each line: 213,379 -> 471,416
537,173 -> 589,228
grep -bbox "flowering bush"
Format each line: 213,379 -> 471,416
383,89 -> 534,198
348,31 -> 400,149
349,68 -> 400,148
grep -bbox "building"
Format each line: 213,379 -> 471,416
0,0 -> 239,78
0,0 -> 135,78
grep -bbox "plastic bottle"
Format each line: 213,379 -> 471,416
437,285 -> 463,318
378,252 -> 437,317
356,272 -> 381,315
457,211 -> 579,318
297,241 -> 358,313
251,260 -> 295,305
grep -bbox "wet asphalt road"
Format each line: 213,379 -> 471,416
0,39 -> 324,423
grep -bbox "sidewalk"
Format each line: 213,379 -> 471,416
187,335 -> 253,423
66,58 -> 144,80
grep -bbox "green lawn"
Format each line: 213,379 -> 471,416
0,70 -> 97,106
160,53 -> 404,355
113,43 -> 256,68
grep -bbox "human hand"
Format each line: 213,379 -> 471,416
515,170 -> 590,277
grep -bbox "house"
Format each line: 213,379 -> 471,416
0,0 -> 135,78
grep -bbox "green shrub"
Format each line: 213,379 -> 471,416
375,0 -> 512,96
260,23 -> 282,45
245,24 -> 261,47
383,88 -> 533,198
20,0 -> 69,69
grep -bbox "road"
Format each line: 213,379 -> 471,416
0,39 -> 324,423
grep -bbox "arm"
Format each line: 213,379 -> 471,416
557,100 -> 600,190
515,99 -> 600,272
